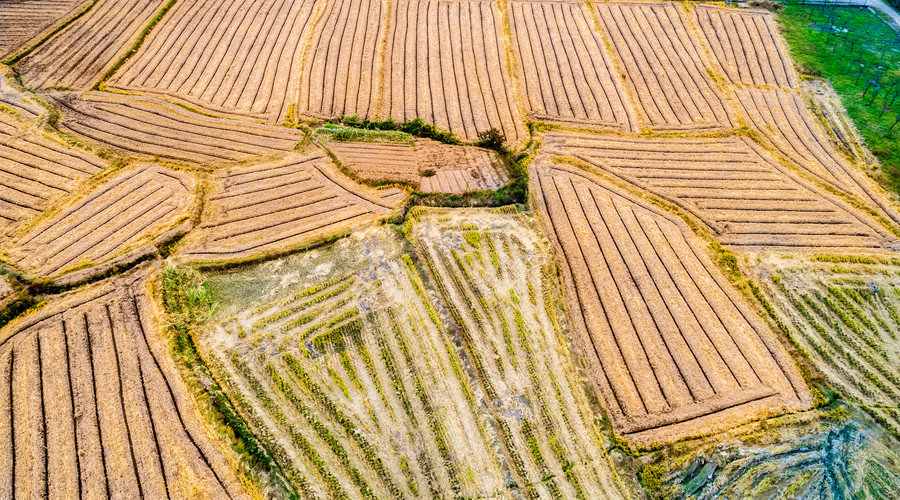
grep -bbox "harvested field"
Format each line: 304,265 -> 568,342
0,112 -> 107,237
14,0 -> 167,90
0,0 -> 87,59
531,159 -> 809,444
109,0 -> 320,123
329,138 -> 508,193
380,0 -> 525,143
200,219 -> 626,498
595,2 -> 735,132
8,164 -> 194,279
298,0 -> 385,121
0,267 -> 247,499
48,92 -> 304,165
0,74 -> 45,119
752,255 -> 900,438
734,88 -> 900,225
179,152 -> 403,263
693,5 -> 797,88
544,132 -> 896,251
508,0 -> 636,131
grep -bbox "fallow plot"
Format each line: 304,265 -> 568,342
735,88 -> 900,226
297,0 -> 384,121
108,0 -> 320,123
15,0 -> 167,90
8,165 -> 195,279
0,113 -> 107,237
179,152 -> 403,263
531,159 -> 809,444
0,267 -> 247,499
595,2 -> 735,132
380,0 -> 525,144
693,4 -> 797,88
48,92 -> 303,165
508,0 -> 636,131
0,0 -> 87,59
329,139 -> 508,193
544,132 -> 895,251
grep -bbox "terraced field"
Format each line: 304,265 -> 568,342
693,4 -> 797,88
595,2 -> 735,132
297,0 -> 385,121
109,0 -> 320,123
179,152 -> 403,263
753,256 -> 900,437
329,138 -> 508,193
48,92 -> 304,165
531,159 -> 809,444
14,0 -> 168,90
8,165 -> 194,280
0,0 -> 87,59
543,132 -> 895,251
0,267 -> 245,499
508,0 -> 636,131
0,112 -> 107,236
380,0 -> 524,144
200,216 -> 626,498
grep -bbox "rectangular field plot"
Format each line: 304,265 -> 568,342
0,0 -> 87,59
200,219 -> 626,498
9,165 -> 195,279
0,268 -> 245,499
179,152 -> 404,263
108,0 -> 320,123
693,5 -> 797,88
49,92 -> 304,165
297,0 -> 385,121
0,114 -> 107,236
544,133 -> 896,251
531,160 -> 809,444
380,0 -> 525,143
595,2 -> 735,132
15,0 -> 168,90
508,0 -> 636,131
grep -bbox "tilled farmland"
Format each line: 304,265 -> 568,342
0,267 -> 246,499
0,0 -> 86,59
109,0 -> 320,123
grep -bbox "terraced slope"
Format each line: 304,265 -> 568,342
508,0 -> 636,131
379,0 -> 525,144
0,113 -> 107,236
595,2 -> 735,132
9,165 -> 194,279
48,92 -> 303,165
200,218 -> 626,499
109,0 -> 320,123
179,152 -> 403,263
0,267 -> 246,499
298,0 -> 384,120
15,0 -> 167,90
0,0 -> 88,59
693,5 -> 797,88
531,159 -> 809,444
544,133 -> 895,251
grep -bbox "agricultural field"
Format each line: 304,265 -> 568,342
0,0 -> 87,59
0,266 -> 246,498
0,72 -> 44,119
542,132 -> 896,251
328,138 -> 509,193
178,152 -> 404,264
108,0 -> 320,123
13,0 -> 168,90
530,158 -> 810,444
508,0 -> 636,131
196,211 -> 627,498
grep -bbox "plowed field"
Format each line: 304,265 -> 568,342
108,0 -> 319,123
531,159 -> 809,444
0,0 -> 87,59
0,267 -> 246,499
